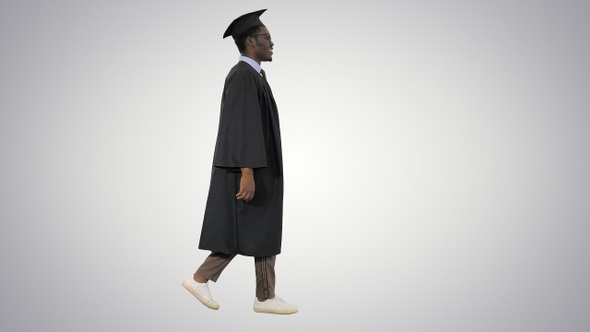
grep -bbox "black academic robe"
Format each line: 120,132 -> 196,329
198,61 -> 283,257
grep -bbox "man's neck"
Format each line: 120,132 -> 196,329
242,53 -> 261,65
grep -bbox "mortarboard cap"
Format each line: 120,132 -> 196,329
223,9 -> 267,39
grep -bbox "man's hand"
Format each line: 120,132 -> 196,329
236,168 -> 255,202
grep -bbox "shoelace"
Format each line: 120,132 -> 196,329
270,297 -> 292,308
196,283 -> 214,301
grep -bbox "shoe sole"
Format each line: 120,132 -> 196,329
182,280 -> 219,310
253,306 -> 299,315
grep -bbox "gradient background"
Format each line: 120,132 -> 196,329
1,0 -> 589,331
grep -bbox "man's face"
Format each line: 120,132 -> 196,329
251,26 -> 274,62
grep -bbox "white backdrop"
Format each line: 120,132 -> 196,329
1,0 -> 589,331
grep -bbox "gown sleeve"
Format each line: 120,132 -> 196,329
212,68 -> 267,169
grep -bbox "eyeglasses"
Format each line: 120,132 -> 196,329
250,33 -> 272,41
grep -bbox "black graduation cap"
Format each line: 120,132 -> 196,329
223,9 -> 267,39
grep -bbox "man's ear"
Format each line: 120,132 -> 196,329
245,36 -> 255,47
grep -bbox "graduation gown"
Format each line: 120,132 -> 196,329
198,61 -> 283,257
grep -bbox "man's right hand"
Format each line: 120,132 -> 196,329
236,168 -> 255,202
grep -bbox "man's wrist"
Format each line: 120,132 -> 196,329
240,167 -> 254,176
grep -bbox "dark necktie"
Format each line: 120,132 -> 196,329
260,69 -> 267,81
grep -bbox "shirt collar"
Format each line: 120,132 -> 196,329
239,56 -> 262,75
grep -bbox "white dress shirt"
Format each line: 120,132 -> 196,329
239,55 -> 264,77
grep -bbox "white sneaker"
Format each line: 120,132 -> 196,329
253,296 -> 298,315
182,277 -> 220,310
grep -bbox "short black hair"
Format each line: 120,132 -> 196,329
234,25 -> 264,54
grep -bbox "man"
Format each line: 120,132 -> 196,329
182,9 -> 298,315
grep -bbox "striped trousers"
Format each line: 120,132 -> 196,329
195,252 -> 276,300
